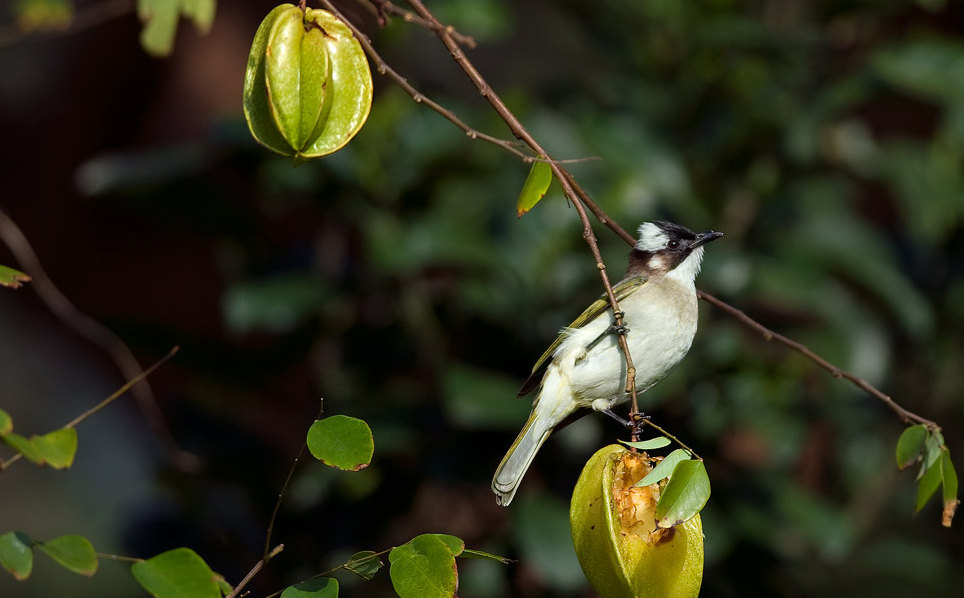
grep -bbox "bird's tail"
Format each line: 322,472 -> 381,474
491,411 -> 554,506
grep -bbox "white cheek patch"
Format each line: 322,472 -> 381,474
636,223 -> 668,252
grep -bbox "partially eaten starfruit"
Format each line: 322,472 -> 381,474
243,4 -> 373,161
570,445 -> 703,598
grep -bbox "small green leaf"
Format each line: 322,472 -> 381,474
460,549 -> 513,564
620,437 -> 672,451
0,531 -> 33,580
896,424 -> 928,470
634,448 -> 691,488
916,452 -> 943,513
941,450 -> 958,505
0,409 -> 12,435
281,577 -> 339,598
307,415 -> 374,471
389,534 -> 458,598
137,0 -> 216,57
34,428 -> 78,469
0,265 -> 31,289
516,159 -> 553,217
36,535 -> 97,576
655,459 -> 711,528
431,534 -> 464,557
131,547 -> 220,598
3,433 -> 43,464
344,550 -> 382,580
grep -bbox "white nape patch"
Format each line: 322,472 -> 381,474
667,245 -> 706,284
636,222 -> 669,252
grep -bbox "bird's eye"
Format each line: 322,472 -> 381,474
667,240 -> 680,249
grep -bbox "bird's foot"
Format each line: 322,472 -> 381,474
584,312 -> 630,351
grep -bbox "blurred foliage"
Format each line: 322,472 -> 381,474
1,0 -> 963,597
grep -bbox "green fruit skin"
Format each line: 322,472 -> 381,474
571,445 -> 704,598
243,4 -> 372,161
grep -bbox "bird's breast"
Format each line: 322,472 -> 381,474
557,279 -> 698,406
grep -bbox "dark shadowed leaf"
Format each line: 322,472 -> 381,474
37,535 -> 97,576
896,424 -> 928,470
344,551 -> 382,580
307,415 -> 374,471
656,459 -> 711,528
281,577 -> 339,598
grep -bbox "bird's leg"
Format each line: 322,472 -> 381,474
601,408 -> 633,429
584,311 -> 629,351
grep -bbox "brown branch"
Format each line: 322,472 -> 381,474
226,544 -> 285,598
317,0 -> 532,162
0,207 -> 201,471
350,0 -> 941,435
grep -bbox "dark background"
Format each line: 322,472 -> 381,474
1,0 -> 963,596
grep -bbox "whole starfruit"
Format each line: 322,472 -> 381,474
570,445 -> 704,598
243,4 -> 373,161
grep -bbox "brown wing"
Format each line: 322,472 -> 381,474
517,276 -> 648,396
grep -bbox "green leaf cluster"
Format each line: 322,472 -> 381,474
0,408 -> 77,469
896,425 -> 959,525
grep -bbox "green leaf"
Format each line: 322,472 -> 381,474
281,577 -> 339,598
307,415 -> 374,471
916,452 -> 943,512
215,574 -> 233,596
344,550 -> 382,580
131,547 -> 220,598
516,159 -> 553,217
3,433 -> 43,464
0,265 -> 31,289
0,409 -> 12,435
459,549 -> 513,564
0,531 -> 33,580
918,431 -> 945,480
33,428 -> 78,469
655,459 -> 711,528
388,534 -> 458,598
941,449 -> 958,505
36,535 -> 97,576
620,437 -> 672,451
635,448 -> 691,488
896,424 -> 928,470
137,0 -> 217,57
431,534 -> 464,557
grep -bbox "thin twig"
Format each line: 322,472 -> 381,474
317,0 -> 532,162
362,0 -> 476,48
262,548 -> 392,598
263,400 -> 326,560
0,347 -> 179,470
639,419 -> 700,461
0,207 -> 201,471
696,290 -> 939,429
226,544 -> 285,598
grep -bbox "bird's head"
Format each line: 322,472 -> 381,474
629,221 -> 723,282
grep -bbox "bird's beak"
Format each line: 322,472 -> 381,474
691,230 -> 723,249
